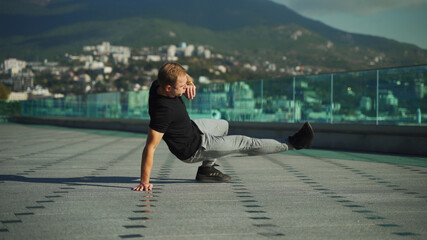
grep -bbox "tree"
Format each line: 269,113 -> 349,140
0,83 -> 11,100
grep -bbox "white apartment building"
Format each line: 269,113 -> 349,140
84,42 -> 131,64
4,58 -> 26,75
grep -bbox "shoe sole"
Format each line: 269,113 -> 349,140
195,176 -> 232,182
305,122 -> 314,148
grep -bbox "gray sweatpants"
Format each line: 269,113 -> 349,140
183,119 -> 290,166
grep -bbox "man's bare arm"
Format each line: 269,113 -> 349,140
132,128 -> 164,191
184,73 -> 196,100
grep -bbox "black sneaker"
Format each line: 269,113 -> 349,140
288,122 -> 314,150
195,165 -> 231,182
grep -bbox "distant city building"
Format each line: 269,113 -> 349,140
198,76 -> 211,84
27,60 -> 69,74
100,55 -> 109,63
291,30 -> 302,40
85,61 -> 104,71
172,42 -> 196,57
12,70 -> 34,91
4,58 -> 26,76
203,49 -> 211,59
8,92 -> 28,101
83,46 -> 96,52
214,65 -> 227,74
28,85 -> 52,99
127,90 -> 150,118
197,46 -> 205,56
78,74 -> 91,84
146,55 -> 162,62
184,44 -> 195,57
243,63 -> 257,72
131,56 -> 145,61
295,80 -> 308,89
179,42 -> 187,48
415,81 -> 424,99
112,47 -> 131,64
167,45 -> 177,59
379,90 -> 398,109
155,43 -> 212,60
230,82 -> 256,109
65,54 -> 93,63
83,42 -> 130,64
360,96 -> 372,111
104,66 -> 113,74
267,63 -> 276,72
95,41 -> 111,54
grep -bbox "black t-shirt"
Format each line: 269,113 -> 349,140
148,80 -> 201,160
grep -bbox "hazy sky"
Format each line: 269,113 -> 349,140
271,0 -> 427,49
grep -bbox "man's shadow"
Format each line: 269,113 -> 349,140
0,175 -> 196,189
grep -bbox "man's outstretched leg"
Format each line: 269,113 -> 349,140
192,121 -> 314,182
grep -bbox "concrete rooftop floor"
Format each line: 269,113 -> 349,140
0,123 -> 426,240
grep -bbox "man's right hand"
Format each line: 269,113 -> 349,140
132,183 -> 153,191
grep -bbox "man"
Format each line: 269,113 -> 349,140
133,62 -> 314,191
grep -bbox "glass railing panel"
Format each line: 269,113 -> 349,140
378,65 -> 426,125
126,90 -> 150,119
257,78 -> 294,122
16,65 -> 426,126
295,74 -> 331,123
224,80 -> 262,122
332,70 -> 377,124
187,82 -> 227,120
64,95 -> 81,117
187,80 -> 267,122
87,92 -> 121,118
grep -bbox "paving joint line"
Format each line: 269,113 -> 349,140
221,159 -> 286,238
13,137 -> 123,177
318,158 -> 427,201
120,153 -> 174,238
263,155 -> 421,237
0,137 -> 127,234
0,135 -> 102,164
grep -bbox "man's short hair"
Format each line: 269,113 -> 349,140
157,62 -> 186,88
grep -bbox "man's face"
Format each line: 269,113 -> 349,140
170,74 -> 187,97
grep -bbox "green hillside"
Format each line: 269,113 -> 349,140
1,0 -> 426,70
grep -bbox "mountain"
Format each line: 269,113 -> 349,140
1,0 -> 426,71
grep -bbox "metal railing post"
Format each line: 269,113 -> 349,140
331,73 -> 334,124
293,77 -> 296,123
376,70 -> 379,125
